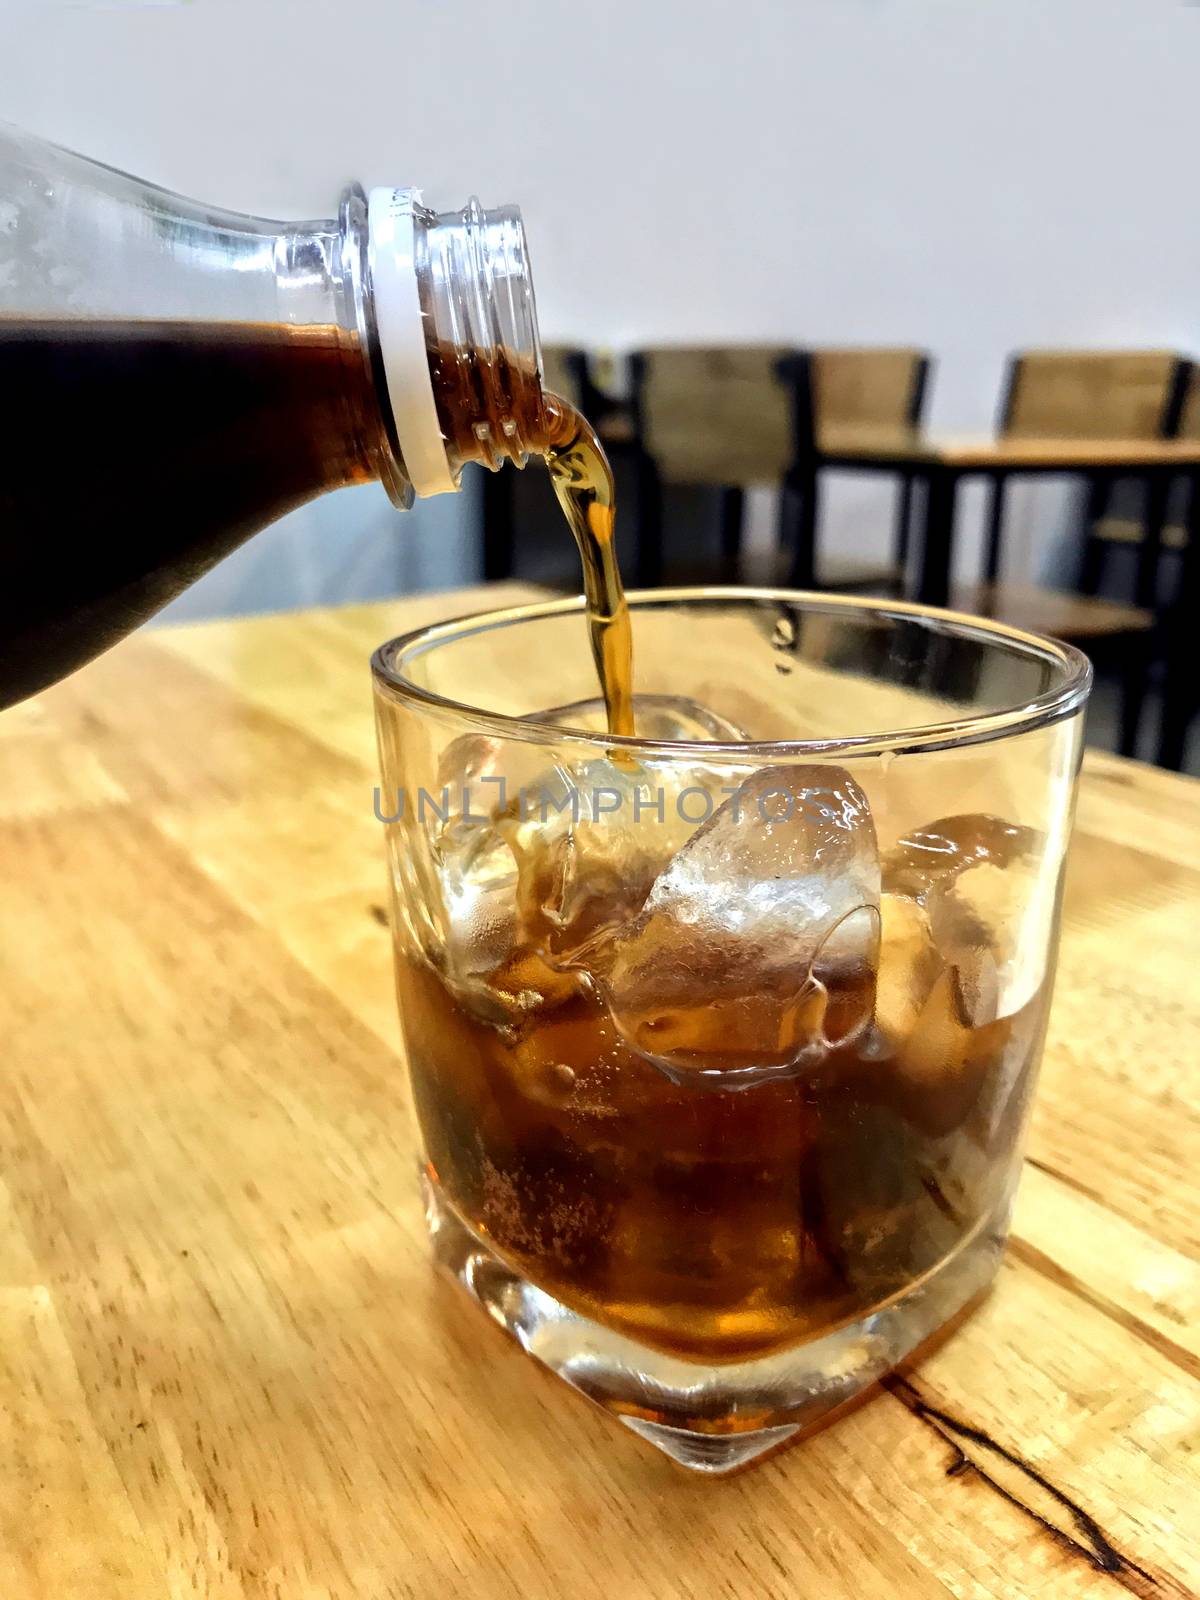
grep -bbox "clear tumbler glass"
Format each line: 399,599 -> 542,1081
371,588 -> 1090,1473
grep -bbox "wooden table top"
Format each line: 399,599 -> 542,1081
819,424 -> 1200,472
2,583 -> 1197,1599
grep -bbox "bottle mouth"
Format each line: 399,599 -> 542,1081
419,197 -> 546,476
366,188 -> 546,497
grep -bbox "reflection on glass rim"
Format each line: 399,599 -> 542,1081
370,586 -> 1093,761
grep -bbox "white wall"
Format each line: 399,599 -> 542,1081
3,0 -> 1198,606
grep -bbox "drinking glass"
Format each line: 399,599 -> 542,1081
371,588 -> 1090,1473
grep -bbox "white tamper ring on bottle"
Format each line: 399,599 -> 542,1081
368,187 -> 457,497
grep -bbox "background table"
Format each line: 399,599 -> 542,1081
1,584 -> 1197,1598
818,428 -> 1200,609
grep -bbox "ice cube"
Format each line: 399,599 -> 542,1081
419,731 -> 751,1032
882,813 -> 1036,900
496,695 -> 752,962
435,730 -> 549,826
883,813 -> 1046,1023
493,748 -> 747,965
930,857 -> 1045,1023
411,696 -> 760,1033
413,738 -> 573,1027
890,968 -> 987,1134
873,893 -> 943,1043
418,823 -> 522,1026
599,764 -> 881,1085
436,730 -> 506,796
384,734 -> 529,1025
867,892 -> 992,1131
425,821 -> 603,1031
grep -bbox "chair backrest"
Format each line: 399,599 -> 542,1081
1177,362 -> 1200,441
998,350 -> 1187,440
632,346 -> 803,485
810,347 -> 930,430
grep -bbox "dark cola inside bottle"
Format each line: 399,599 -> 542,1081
0,124 -> 627,728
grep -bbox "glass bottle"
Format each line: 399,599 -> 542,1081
0,123 -> 548,707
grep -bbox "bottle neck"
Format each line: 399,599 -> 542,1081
364,188 -> 546,502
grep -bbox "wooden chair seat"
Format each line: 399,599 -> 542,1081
950,581 -> 1153,640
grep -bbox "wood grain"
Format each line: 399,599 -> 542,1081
1,584 -> 1197,1599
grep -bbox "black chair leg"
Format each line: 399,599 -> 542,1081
718,485 -> 745,581
481,466 -> 515,581
1158,673 -> 1194,772
982,472 -> 1007,586
893,472 -> 915,588
897,476 -> 927,597
1117,630 -> 1154,760
634,449 -> 664,588
783,465 -> 820,589
1135,472 -> 1170,609
777,473 -> 798,581
1156,471 -> 1200,769
1078,536 -> 1108,598
916,467 -> 960,608
1076,476 -> 1112,596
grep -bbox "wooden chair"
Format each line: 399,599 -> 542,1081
1076,358 -> 1198,599
1156,452 -> 1200,769
955,351 -> 1178,758
630,345 -> 931,591
985,349 -> 1188,595
1155,368 -> 1200,768
810,346 -> 931,589
628,346 -> 809,586
1180,360 -> 1200,441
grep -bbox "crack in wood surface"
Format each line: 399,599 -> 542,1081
884,1376 -> 1194,1598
